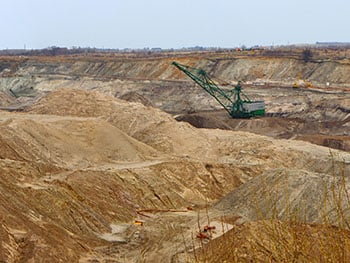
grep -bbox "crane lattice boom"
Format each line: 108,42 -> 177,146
172,61 -> 265,118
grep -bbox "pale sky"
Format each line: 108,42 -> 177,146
0,0 -> 349,49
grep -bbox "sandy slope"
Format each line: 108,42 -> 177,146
27,88 -> 350,164
0,112 -> 159,168
1,88 -> 350,261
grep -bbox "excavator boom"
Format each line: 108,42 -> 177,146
172,62 -> 233,115
172,61 -> 265,118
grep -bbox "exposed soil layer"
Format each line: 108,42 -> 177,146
1,50 -> 350,261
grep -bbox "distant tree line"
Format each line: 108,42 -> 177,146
0,44 -> 349,60
0,46 -> 101,56
0,46 -> 243,56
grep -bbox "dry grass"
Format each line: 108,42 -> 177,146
194,220 -> 350,262
190,153 -> 350,262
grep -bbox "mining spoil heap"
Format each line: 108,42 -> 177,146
0,87 -> 348,262
1,49 -> 350,261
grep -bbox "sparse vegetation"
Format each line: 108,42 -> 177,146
189,154 -> 350,262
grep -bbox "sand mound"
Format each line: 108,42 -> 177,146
27,88 -> 350,166
0,112 -> 158,168
26,88 -> 219,157
213,167 -> 350,224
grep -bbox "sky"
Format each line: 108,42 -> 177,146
0,0 -> 349,50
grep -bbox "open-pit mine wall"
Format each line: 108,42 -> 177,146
1,53 -> 350,94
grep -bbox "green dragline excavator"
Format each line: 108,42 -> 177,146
172,61 -> 265,118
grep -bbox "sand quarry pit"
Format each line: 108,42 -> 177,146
0,50 -> 350,262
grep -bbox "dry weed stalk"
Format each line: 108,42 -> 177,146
259,152 -> 350,262
197,152 -> 350,262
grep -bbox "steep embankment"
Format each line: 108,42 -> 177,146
1,53 -> 350,97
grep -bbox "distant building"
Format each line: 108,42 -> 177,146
316,42 -> 350,48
